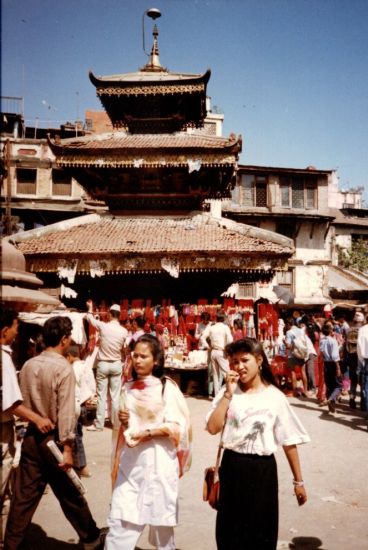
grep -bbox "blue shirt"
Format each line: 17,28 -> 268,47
319,335 -> 340,362
285,326 -> 304,359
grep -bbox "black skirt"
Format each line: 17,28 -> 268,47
216,449 -> 278,550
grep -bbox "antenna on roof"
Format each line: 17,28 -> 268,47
42,99 -> 58,127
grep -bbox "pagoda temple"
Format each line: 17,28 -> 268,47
11,15 -> 293,306
48,21 -> 241,213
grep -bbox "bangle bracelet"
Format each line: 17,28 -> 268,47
223,392 -> 232,400
293,479 -> 304,487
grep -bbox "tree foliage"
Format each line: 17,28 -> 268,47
339,238 -> 368,273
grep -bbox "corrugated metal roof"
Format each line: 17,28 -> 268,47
328,266 -> 368,291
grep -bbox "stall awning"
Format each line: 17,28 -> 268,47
328,266 -> 368,292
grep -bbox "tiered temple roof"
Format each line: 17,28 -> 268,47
89,69 -> 211,133
48,18 -> 241,211
14,212 -> 293,276
48,132 -> 241,211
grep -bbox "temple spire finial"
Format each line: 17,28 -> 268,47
141,11 -> 166,72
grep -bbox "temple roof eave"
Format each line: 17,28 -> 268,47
23,254 -> 291,277
52,155 -> 239,169
89,69 -> 211,89
47,133 -> 242,156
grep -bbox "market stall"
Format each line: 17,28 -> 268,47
87,296 -> 282,396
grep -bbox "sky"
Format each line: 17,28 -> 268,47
2,0 -> 368,202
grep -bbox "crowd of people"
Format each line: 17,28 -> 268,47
1,313 -> 102,550
1,301 -> 368,550
281,310 -> 368,417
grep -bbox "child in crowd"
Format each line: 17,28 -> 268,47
66,344 -> 96,477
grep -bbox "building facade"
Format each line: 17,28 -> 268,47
221,165 -> 368,306
0,112 -> 100,233
222,165 -> 335,306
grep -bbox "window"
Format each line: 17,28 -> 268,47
276,270 -> 293,285
16,168 -> 37,194
52,169 -> 72,196
280,183 -> 290,207
203,121 -> 216,135
85,118 -> 93,131
292,179 -> 304,209
237,283 -> 256,298
240,174 -> 268,207
279,177 -> 317,209
275,271 -> 293,299
306,186 -> 316,209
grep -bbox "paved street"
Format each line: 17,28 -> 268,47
3,394 -> 367,550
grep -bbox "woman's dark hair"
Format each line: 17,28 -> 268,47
0,308 -> 18,331
43,316 -> 72,348
304,319 -> 318,343
225,337 -> 277,387
131,334 -> 165,382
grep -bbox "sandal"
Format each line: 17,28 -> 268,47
78,467 -> 92,478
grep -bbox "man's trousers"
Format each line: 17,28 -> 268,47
4,429 -> 99,550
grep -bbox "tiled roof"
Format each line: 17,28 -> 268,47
16,214 -> 292,257
50,132 -> 240,152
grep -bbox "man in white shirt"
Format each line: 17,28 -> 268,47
298,317 -> 317,396
86,301 -> 128,431
200,311 -> 233,396
1,309 -> 54,510
357,314 -> 368,415
195,312 -> 211,349
284,319 -> 309,398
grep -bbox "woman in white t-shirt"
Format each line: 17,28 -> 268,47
206,338 -> 310,550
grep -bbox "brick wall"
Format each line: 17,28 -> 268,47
85,110 -> 113,134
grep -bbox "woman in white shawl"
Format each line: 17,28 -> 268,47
106,334 -> 191,550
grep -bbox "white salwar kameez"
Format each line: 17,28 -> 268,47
110,438 -> 178,526
105,376 -> 190,550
